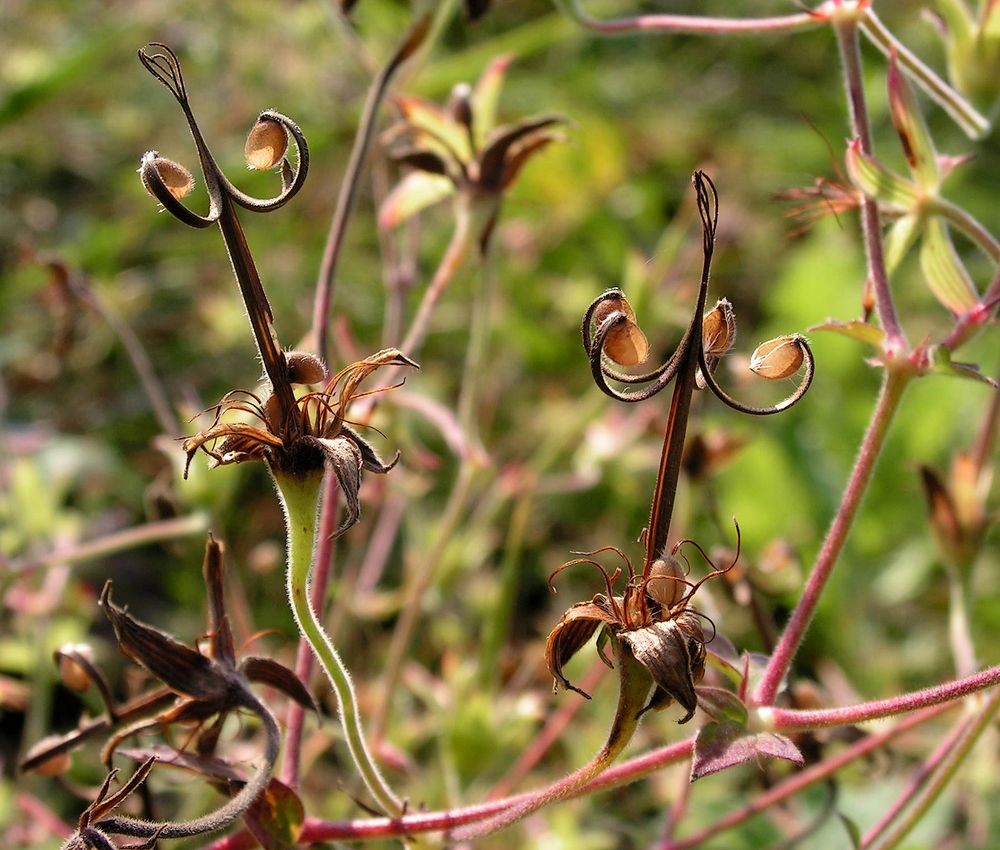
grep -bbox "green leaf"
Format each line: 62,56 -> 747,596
809,318 -> 885,350
929,346 -> 999,389
696,686 -> 748,725
888,53 -> 940,190
379,171 -> 455,229
471,54 -> 512,147
244,779 -> 305,850
394,94 -> 472,162
845,140 -> 920,212
839,813 -> 863,849
883,212 -> 923,274
920,218 -> 979,314
691,723 -> 803,781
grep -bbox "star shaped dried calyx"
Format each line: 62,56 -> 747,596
182,348 -> 417,536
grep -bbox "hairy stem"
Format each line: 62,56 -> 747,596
661,703 -> 950,850
552,0 -> 819,36
865,688 -> 1000,850
834,16 -> 908,356
768,662 -> 1000,730
274,469 -> 404,817
860,8 -> 990,139
754,368 -> 911,706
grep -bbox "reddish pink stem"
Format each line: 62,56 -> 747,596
771,663 -> 1000,731
558,1 -> 819,36
661,703 -> 950,850
754,368 -> 910,705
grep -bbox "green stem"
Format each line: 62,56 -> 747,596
947,565 -> 977,678
929,195 -> 1000,262
274,469 -> 404,817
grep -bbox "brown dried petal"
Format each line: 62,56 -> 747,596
240,657 -> 317,711
544,599 -> 618,697
245,117 -> 289,170
620,613 -> 705,723
749,335 -> 806,380
100,584 -> 232,705
478,115 -> 564,191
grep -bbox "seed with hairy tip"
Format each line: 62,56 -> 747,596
286,350 -> 325,385
749,335 -> 806,380
56,643 -> 94,691
604,319 -> 649,366
147,157 -> 194,200
702,299 -> 736,358
593,293 -> 637,327
245,117 -> 289,170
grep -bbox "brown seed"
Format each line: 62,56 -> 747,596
604,318 -> 649,366
245,117 -> 289,170
56,643 -> 94,692
149,157 -> 194,200
749,335 -> 806,380
646,556 -> 686,608
286,350 -> 325,385
702,298 -> 736,358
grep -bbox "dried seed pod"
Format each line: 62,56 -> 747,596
286,350 -> 325,385
245,117 -> 289,170
749,335 -> 806,380
24,738 -> 72,776
56,643 -> 95,692
702,298 -> 736,358
145,157 -> 195,200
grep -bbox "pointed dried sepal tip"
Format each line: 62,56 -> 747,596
285,350 -> 325,385
245,117 -> 289,170
594,294 -> 650,367
749,335 -> 807,380
143,156 -> 194,201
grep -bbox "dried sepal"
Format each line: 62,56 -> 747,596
544,598 -> 618,698
240,657 -> 317,711
245,117 -> 289,170
749,335 -> 807,380
142,156 -> 194,201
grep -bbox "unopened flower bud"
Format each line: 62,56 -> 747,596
285,350 -> 325,385
145,156 -> 194,200
245,117 -> 289,170
56,643 -> 94,692
749,335 -> 806,380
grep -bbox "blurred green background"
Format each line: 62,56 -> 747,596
2,1 -> 999,848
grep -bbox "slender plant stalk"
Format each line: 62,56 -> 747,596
311,16 -> 432,366
552,0 -> 819,36
860,8 -> 990,139
860,707 -> 978,847
834,16 -> 908,356
372,464 -> 476,742
946,566 -> 977,678
929,196 -> 1000,262
767,662 -> 1000,731
865,688 -> 1000,850
279,475 -> 341,790
661,704 -> 951,850
754,368 -> 912,706
274,469 -> 404,817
